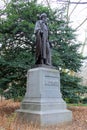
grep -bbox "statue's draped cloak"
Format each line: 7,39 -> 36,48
34,20 -> 51,64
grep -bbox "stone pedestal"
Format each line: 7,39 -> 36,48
17,67 -> 72,126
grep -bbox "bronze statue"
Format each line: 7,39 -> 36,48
34,13 -> 51,65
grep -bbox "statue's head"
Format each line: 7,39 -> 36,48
40,13 -> 47,19
40,13 -> 47,23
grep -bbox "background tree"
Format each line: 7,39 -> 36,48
0,0 -> 86,102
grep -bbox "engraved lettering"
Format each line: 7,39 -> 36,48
45,75 -> 59,86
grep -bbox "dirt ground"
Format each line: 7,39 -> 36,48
0,100 -> 87,130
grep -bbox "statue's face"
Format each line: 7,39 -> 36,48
42,16 -> 47,23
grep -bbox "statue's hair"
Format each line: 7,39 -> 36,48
40,13 -> 47,19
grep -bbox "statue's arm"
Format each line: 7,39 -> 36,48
34,21 -> 43,36
34,21 -> 41,33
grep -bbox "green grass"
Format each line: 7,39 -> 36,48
68,103 -> 87,107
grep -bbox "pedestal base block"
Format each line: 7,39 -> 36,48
17,67 -> 72,126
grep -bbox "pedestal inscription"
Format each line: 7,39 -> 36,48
17,67 -> 72,126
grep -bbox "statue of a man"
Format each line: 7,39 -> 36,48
34,13 -> 51,65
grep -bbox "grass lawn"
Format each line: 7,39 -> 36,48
0,100 -> 87,130
68,103 -> 87,107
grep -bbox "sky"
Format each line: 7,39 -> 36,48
0,0 -> 87,56
66,0 -> 87,56
68,0 -> 87,55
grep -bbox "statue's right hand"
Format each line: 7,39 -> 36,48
40,30 -> 43,34
37,30 -> 43,37
40,31 -> 43,37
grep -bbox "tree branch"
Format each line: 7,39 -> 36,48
75,17 -> 87,30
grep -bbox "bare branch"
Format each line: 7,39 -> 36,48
75,17 -> 87,30
69,0 -> 82,17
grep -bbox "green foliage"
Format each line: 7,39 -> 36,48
4,84 -> 26,101
49,17 -> 83,71
82,97 -> 87,104
0,88 -> 4,97
0,0 -> 86,102
60,72 -> 87,103
0,0 -> 52,99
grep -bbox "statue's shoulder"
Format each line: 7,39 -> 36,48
35,20 -> 43,27
35,20 -> 41,25
36,20 -> 42,24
